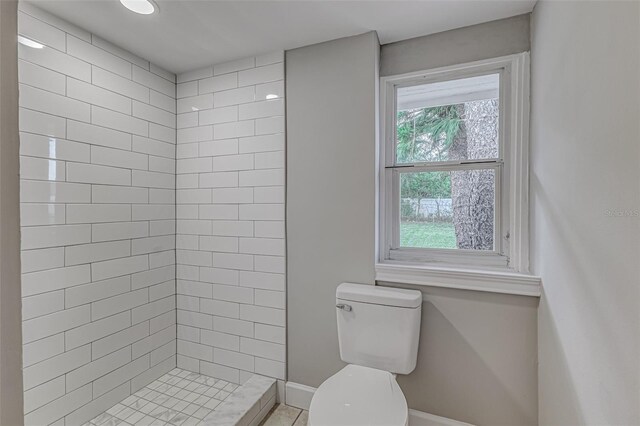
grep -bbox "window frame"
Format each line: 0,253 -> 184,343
378,53 -> 530,273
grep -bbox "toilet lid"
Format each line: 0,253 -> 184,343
309,364 -> 408,426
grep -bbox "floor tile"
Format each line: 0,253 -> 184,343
260,404 -> 302,426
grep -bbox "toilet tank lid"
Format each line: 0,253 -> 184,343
337,283 -> 422,308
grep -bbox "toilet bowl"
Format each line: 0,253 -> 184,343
308,283 -> 422,426
308,364 -> 408,426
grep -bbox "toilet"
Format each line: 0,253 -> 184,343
308,283 -> 422,426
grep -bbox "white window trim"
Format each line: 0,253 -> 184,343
377,52 -> 540,296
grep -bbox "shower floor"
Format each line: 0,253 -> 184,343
84,368 -> 238,426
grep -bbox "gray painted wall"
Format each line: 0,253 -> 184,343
286,31 -> 379,388
530,2 -> 640,424
0,1 -> 24,424
380,14 -> 530,77
287,22 -> 538,425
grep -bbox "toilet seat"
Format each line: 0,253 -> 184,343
308,364 -> 408,426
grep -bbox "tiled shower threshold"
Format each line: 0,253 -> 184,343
84,369 -> 276,426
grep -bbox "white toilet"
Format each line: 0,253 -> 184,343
308,283 -> 422,426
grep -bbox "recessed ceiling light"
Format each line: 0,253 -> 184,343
120,0 -> 157,15
18,36 -> 44,49
265,94 -> 279,100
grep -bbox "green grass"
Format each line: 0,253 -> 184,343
400,221 -> 457,249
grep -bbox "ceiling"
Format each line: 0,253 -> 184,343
27,0 -> 536,74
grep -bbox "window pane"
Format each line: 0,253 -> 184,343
399,169 -> 495,250
396,74 -> 499,164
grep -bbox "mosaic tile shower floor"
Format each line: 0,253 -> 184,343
84,368 -> 238,426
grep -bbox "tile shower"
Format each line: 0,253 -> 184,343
17,3 -> 285,425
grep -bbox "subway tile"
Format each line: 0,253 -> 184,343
254,289 -> 285,309
201,330 -> 239,352
213,316 -> 253,339
66,382 -> 131,425
199,236 -> 238,253
199,139 -> 238,157
239,168 -> 284,187
23,304 -> 90,344
211,220 -> 253,237
66,204 -> 131,224
92,35 -> 149,70
239,203 -> 284,220
255,51 -> 284,67
213,284 -> 253,304
239,237 -> 285,256
92,66 -> 150,103
66,346 -> 131,391
133,101 -> 176,129
131,235 -> 175,255
239,133 -> 284,153
19,108 -> 65,138
92,221 -> 149,242
92,254 -> 149,281
178,111 -> 198,129
255,81 -> 285,101
22,334 -> 65,368
176,249 -> 212,267
178,125 -> 212,143
254,323 -> 285,345
133,136 -> 176,159
93,356 -> 149,397
178,340 -> 213,362
177,94 -> 213,114
21,247 -> 64,273
177,309 -> 212,330
239,304 -> 285,329
239,98 -> 284,120
21,180 -> 91,203
254,151 -> 284,170
20,203 -> 65,226
213,348 -> 254,371
67,35 -> 132,78
24,375 -> 66,414
131,295 -> 175,324
24,383 -> 92,426
22,265 -> 91,297
20,156 -> 65,182
213,119 -> 255,140
211,188 -> 253,204
67,77 -> 132,114
91,287 -> 148,320
149,279 -> 175,301
92,105 -> 149,137
238,63 -> 284,87
67,120 -> 132,151
18,43 -> 91,82
22,290 -> 64,320
133,65 -> 175,97
214,57 -> 255,76
91,145 -> 148,171
131,325 -> 175,359
176,189 -> 212,204
21,224 -> 91,250
65,311 -> 131,350
199,105 -> 238,125
132,204 -> 175,220
91,321 -> 148,360
149,123 -> 176,144
19,2 -> 91,41
18,60 -> 65,95
177,280 -> 212,299
254,221 -> 285,238
65,240 -> 130,265
132,265 -> 175,290
199,204 -> 238,220
254,186 -> 285,204
199,73 -> 237,94
18,11 -> 66,51
67,162 -> 131,186
149,63 -> 175,83
132,170 -> 175,189
200,298 -> 239,319
212,153 -> 253,172
240,336 -> 285,361
177,81 -> 198,98
239,271 -> 285,292
178,66 -> 213,83
214,86 -> 255,108
23,343 -> 90,390
199,267 -> 239,286
92,185 -> 149,204
212,253 -> 253,271
150,90 -> 177,113
20,133 -> 90,163
254,358 -> 285,380
65,276 -> 131,308
255,116 -> 285,135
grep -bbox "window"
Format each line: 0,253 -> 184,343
379,54 -> 530,272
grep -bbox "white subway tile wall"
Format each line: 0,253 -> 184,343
175,54 -> 285,385
18,4 -> 177,425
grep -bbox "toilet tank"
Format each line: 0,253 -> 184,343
336,283 -> 422,375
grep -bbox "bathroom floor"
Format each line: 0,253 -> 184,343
84,368 -> 238,426
259,404 -> 308,426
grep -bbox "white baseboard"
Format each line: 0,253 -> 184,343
284,381 -> 474,426
285,381 -> 316,410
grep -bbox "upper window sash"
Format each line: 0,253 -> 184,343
378,53 -> 530,273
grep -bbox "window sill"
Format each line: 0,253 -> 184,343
375,263 -> 541,297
